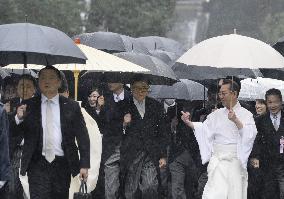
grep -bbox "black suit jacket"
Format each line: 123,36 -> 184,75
14,95 -> 90,177
120,96 -> 170,170
251,111 -> 284,170
101,90 -> 131,163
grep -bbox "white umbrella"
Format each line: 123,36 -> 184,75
5,44 -> 149,100
239,77 -> 284,101
173,34 -> 284,80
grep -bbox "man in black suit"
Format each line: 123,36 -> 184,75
97,82 -> 131,199
14,65 -> 90,199
121,76 -> 169,199
251,88 -> 284,199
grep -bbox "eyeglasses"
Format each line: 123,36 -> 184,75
132,86 -> 150,93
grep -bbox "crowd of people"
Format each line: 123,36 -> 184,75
0,66 -> 284,199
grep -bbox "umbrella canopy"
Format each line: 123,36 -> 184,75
137,36 -> 186,56
114,52 -> 178,85
149,50 -> 179,66
7,44 -> 149,72
273,36 -> 284,57
173,34 -> 284,80
3,68 -> 38,78
0,23 -> 87,66
74,32 -> 150,54
239,77 -> 284,101
149,79 -> 207,101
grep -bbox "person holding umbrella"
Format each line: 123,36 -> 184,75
181,79 -> 257,199
14,65 -> 90,199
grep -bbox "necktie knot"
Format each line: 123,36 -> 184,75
116,96 -> 121,102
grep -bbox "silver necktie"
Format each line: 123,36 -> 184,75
273,114 -> 279,131
45,99 -> 55,163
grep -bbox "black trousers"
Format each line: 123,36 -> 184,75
27,155 -> 71,199
0,182 -> 9,199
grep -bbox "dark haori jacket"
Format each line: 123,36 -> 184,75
120,96 -> 170,172
100,89 -> 131,163
0,103 -> 11,181
251,111 -> 284,170
166,104 -> 200,165
12,95 -> 90,177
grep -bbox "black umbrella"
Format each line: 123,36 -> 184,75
149,79 -> 207,101
81,52 -> 178,85
74,32 -> 150,55
136,36 -> 186,56
0,23 -> 87,67
149,50 -> 179,66
273,36 -> 284,57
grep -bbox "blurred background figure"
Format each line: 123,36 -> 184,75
255,99 -> 267,116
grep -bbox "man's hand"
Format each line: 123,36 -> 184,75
79,168 -> 88,182
97,96 -> 105,108
17,104 -> 27,120
181,111 -> 194,129
123,113 -> 131,127
4,102 -> 11,113
250,158 -> 260,168
159,158 -> 167,169
228,109 -> 243,129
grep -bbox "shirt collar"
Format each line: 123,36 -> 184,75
113,89 -> 125,101
270,111 -> 281,119
41,94 -> 59,105
133,97 -> 145,106
225,101 -> 241,111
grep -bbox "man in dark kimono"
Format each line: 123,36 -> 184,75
121,75 -> 170,199
251,88 -> 284,199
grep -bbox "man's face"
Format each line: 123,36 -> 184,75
266,95 -> 282,115
218,84 -> 237,109
39,69 -> 61,96
131,81 -> 149,102
108,83 -> 123,92
17,79 -> 36,100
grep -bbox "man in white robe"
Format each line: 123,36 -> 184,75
181,79 -> 257,199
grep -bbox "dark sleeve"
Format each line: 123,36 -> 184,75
157,103 -> 171,159
250,117 -> 262,160
0,107 -> 11,181
73,103 -> 90,168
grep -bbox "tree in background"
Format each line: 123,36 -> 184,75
0,0 -> 85,36
205,0 -> 284,44
85,0 -> 176,37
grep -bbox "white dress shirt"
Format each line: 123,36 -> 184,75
192,102 -> 257,169
113,90 -> 125,102
270,111 -> 281,130
133,98 -> 146,119
41,94 -> 64,156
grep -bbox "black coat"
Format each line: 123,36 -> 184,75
120,97 -> 170,170
13,95 -> 90,177
101,90 -> 131,163
0,103 -> 11,181
251,111 -> 284,170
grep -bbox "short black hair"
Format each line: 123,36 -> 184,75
130,74 -> 150,85
225,76 -> 241,89
222,79 -> 241,96
38,65 -> 61,80
88,87 -> 100,96
18,74 -> 37,88
58,71 -> 69,93
265,88 -> 282,102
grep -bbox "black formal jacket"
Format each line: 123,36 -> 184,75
13,95 -> 90,177
101,89 -> 131,163
251,111 -> 284,170
120,96 -> 170,171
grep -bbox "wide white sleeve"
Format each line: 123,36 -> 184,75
237,114 -> 257,169
192,114 -> 215,165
